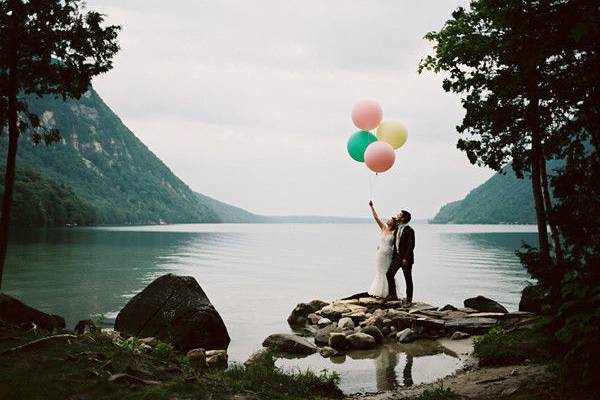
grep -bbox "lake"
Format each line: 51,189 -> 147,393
3,223 -> 536,393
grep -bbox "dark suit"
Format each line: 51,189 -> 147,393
386,225 -> 415,301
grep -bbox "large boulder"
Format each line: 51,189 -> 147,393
314,324 -> 343,346
347,332 -> 377,350
287,300 -> 328,327
114,273 -> 230,351
519,284 -> 547,313
464,296 -> 508,314
262,333 -> 317,355
0,294 -> 65,331
360,326 -> 384,344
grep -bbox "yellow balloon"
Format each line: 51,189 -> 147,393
376,119 -> 408,149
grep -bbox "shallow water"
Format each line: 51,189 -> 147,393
4,223 -> 536,393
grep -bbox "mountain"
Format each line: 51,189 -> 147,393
431,168 -> 537,224
0,88 -> 260,226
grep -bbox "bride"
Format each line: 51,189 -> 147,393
367,200 -> 398,298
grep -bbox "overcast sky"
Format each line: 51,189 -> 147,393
88,0 -> 493,219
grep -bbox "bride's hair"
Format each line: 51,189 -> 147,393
387,217 -> 399,230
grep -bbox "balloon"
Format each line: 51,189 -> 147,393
347,130 -> 378,162
376,119 -> 408,149
352,100 -> 383,131
364,141 -> 395,173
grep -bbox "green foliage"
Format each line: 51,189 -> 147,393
474,326 -> 552,366
153,341 -> 174,359
115,337 -> 146,355
411,385 -> 459,400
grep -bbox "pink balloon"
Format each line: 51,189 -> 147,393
364,141 -> 395,173
351,100 -> 383,131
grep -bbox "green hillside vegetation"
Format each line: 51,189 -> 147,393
0,88 -> 258,226
431,168 -> 537,224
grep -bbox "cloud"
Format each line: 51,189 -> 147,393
89,0 -> 490,218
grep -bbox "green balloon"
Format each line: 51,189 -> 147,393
347,130 -> 377,162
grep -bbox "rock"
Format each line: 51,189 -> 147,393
187,348 -> 208,370
245,349 -> 275,369
467,312 -> 507,319
319,346 -> 339,358
382,327 -> 390,335
464,296 -> 508,313
440,304 -> 457,312
341,310 -> 367,324
307,313 -> 321,325
450,331 -> 471,340
74,319 -> 99,335
347,332 -> 377,350
206,350 -> 228,368
338,317 -> 355,331
361,315 -> 385,329
358,297 -> 384,308
114,273 -> 230,351
139,337 -> 158,346
414,310 -> 447,319
329,333 -> 351,351
457,307 -> 479,314
317,318 -> 332,328
360,326 -> 384,344
314,325 -> 342,345
262,333 -> 317,355
317,304 -> 351,321
445,317 -> 498,334
407,303 -> 437,314
397,328 -> 416,343
519,284 -> 547,313
287,300 -> 328,327
0,293 -> 65,331
412,318 -> 446,331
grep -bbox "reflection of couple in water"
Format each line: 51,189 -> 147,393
374,346 -> 413,391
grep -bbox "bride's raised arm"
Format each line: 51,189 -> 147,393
369,201 -> 385,231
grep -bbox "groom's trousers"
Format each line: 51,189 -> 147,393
386,260 -> 413,302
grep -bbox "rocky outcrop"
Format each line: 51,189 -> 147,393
114,274 -> 230,351
0,294 -> 65,331
464,296 -> 508,313
287,299 -> 328,327
262,333 -> 318,355
519,284 -> 548,313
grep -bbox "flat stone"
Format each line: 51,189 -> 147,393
317,305 -> 351,321
317,318 -> 332,328
314,325 -> 343,345
347,332 -> 377,350
407,303 -> 438,314
445,317 -> 498,334
397,328 -> 416,343
414,310 -> 448,319
358,297 -> 384,307
467,312 -> 507,319
341,310 -> 367,324
412,318 -> 446,331
457,307 -> 479,314
262,333 -> 317,355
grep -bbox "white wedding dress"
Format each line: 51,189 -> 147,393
368,232 -> 395,298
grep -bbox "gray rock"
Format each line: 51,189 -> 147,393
187,348 -> 207,370
464,296 -> 508,314
0,293 -> 65,331
347,332 -> 377,350
245,349 -> 275,369
445,317 -> 498,334
338,317 -> 355,331
318,304 -> 351,321
360,326 -> 384,344
319,346 -> 339,358
314,325 -> 342,345
307,313 -> 321,325
263,333 -> 317,355
440,304 -> 457,312
206,349 -> 228,368
329,333 -> 351,350
412,318 -> 446,331
450,331 -> 471,340
317,318 -> 333,328
397,328 -> 416,343
114,274 -> 230,351
519,284 -> 547,313
287,300 -> 329,327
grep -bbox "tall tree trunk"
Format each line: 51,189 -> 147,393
540,154 -> 563,263
0,41 -> 19,290
527,74 -> 551,264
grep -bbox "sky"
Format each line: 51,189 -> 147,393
88,0 -> 494,220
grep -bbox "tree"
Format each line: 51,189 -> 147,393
418,0 -> 569,266
0,0 -> 120,289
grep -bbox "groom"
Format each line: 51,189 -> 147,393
386,210 -> 415,305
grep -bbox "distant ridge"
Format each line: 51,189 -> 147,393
431,168 -> 536,224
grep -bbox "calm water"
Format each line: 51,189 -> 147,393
4,223 -> 536,393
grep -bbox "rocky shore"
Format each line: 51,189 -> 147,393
261,294 -> 536,359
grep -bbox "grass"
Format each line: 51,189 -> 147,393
411,385 -> 460,400
0,325 -> 342,400
474,326 -> 553,366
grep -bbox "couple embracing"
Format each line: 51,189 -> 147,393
368,201 -> 415,306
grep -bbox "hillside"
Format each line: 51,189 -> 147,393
0,88 -> 259,226
431,168 -> 537,224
